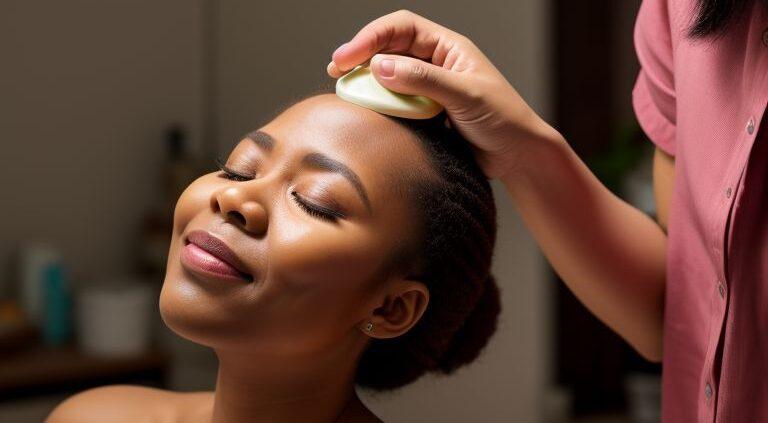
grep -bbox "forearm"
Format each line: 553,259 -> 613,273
501,125 -> 666,361
327,9 -> 666,360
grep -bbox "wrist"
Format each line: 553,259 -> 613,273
498,117 -> 568,188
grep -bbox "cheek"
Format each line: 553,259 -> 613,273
261,218 -> 386,341
172,172 -> 218,236
270,219 -> 383,293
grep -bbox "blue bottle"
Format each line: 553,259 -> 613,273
43,263 -> 71,346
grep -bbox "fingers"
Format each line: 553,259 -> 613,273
327,61 -> 343,78
329,10 -> 454,76
369,54 -> 466,109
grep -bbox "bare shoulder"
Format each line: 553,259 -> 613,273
45,385 -> 212,423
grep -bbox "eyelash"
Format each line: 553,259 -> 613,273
216,158 -> 253,181
216,158 -> 343,222
291,191 -> 343,222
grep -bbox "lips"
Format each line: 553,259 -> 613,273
181,230 -> 253,282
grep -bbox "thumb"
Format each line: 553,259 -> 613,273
370,54 -> 466,109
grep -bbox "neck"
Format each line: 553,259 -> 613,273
210,341 -> 365,423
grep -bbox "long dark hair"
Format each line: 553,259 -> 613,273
689,0 -> 766,37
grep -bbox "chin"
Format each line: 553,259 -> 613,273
159,254 -> 276,353
158,262 -> 233,349
159,275 -> 208,347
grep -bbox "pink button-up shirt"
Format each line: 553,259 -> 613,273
632,0 -> 768,421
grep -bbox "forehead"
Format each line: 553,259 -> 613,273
260,94 -> 433,196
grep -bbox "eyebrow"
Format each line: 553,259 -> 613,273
245,130 -> 274,151
245,130 -> 372,212
302,152 -> 373,213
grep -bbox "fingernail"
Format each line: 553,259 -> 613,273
327,61 -> 338,75
379,59 -> 395,77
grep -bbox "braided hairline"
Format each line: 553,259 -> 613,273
355,113 -> 498,389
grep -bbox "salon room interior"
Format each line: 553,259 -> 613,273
1,1 -> 659,422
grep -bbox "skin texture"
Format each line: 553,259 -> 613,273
46,94 -> 436,423
328,10 -> 672,361
652,148 -> 675,232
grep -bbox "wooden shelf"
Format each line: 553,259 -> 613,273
0,344 -> 169,400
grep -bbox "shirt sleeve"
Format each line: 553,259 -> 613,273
632,0 -> 677,156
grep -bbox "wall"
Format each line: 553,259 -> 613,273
0,0 -> 204,291
214,1 -> 552,421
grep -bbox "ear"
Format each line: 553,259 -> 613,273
358,279 -> 429,339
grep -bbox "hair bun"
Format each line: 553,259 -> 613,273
436,275 -> 501,373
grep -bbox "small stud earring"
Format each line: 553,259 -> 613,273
364,322 -> 374,332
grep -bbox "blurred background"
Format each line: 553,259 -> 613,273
0,0 -> 660,422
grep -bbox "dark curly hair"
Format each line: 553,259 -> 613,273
354,112 -> 501,390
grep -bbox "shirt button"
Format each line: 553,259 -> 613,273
763,28 -> 768,47
718,282 -> 726,298
747,117 -> 756,135
726,187 -> 732,198
705,383 -> 713,399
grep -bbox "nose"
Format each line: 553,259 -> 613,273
211,186 -> 268,235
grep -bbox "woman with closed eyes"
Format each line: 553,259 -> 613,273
46,93 -> 500,423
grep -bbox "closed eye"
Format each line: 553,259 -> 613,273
216,158 -> 343,222
291,191 -> 344,222
216,158 -> 254,181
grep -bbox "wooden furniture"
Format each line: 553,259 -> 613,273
0,344 -> 169,401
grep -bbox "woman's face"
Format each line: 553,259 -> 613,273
160,94 -> 433,357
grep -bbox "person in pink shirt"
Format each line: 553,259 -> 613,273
328,2 -> 768,421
